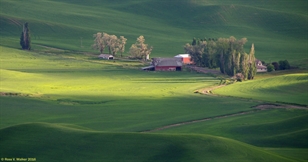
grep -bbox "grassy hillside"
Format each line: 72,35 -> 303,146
0,48 -> 306,160
1,0 -> 307,64
156,109 -> 308,148
213,73 -> 308,105
0,123 -> 293,162
0,0 -> 307,161
0,47 -> 261,132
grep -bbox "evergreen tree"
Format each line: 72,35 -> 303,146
267,64 -> 275,72
20,31 -> 25,49
20,22 -> 31,50
192,38 -> 197,46
278,60 -> 290,70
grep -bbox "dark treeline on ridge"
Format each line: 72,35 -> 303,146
184,36 -> 257,80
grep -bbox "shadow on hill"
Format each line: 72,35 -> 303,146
0,123 -> 293,162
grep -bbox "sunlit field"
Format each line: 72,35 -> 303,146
1,0 -> 307,161
214,73 -> 308,105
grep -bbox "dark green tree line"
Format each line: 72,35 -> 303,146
184,36 -> 257,80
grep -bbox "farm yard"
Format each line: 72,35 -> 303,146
0,0 -> 308,161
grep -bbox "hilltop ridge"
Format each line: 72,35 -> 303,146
0,0 -> 307,62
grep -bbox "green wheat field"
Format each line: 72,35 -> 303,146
0,0 -> 307,161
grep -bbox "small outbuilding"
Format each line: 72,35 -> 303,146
174,54 -> 193,64
141,65 -> 155,71
255,59 -> 267,72
98,54 -> 114,60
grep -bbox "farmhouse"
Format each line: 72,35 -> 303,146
142,58 -> 183,71
255,59 -> 267,72
98,54 -> 114,60
174,54 -> 193,64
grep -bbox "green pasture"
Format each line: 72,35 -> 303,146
156,109 -> 308,147
156,108 -> 308,161
0,94 -> 259,132
0,0 -> 307,64
213,73 -> 308,105
1,0 -> 308,161
0,47 -> 218,100
265,148 -> 308,162
1,45 -> 307,161
0,123 -> 293,162
1,46 -> 260,133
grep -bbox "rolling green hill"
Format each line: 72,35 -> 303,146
0,47 -> 259,132
1,0 -> 307,64
0,123 -> 293,162
156,109 -> 308,148
1,0 -> 308,161
213,73 -> 308,105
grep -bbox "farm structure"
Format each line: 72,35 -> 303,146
98,54 -> 114,60
255,59 -> 267,72
174,54 -> 193,64
142,58 -> 183,71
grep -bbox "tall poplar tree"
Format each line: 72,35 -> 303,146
184,36 -> 256,80
240,53 -> 249,80
20,22 -> 31,50
247,44 -> 257,80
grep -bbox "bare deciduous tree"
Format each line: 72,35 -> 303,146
92,32 -> 105,53
118,36 -> 127,57
129,35 -> 153,61
107,34 -> 119,55
92,32 -> 127,56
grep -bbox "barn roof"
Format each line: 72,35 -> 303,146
153,58 -> 182,67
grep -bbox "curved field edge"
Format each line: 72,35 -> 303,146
213,73 -> 308,105
154,109 -> 308,148
0,123 -> 294,162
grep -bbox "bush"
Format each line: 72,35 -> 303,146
271,62 -> 279,70
267,64 -> 274,72
278,60 -> 290,70
235,73 -> 244,82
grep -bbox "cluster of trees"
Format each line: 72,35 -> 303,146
129,35 -> 153,61
184,36 -> 257,80
267,60 -> 290,72
92,33 -> 153,60
92,32 -> 127,57
20,22 -> 31,50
